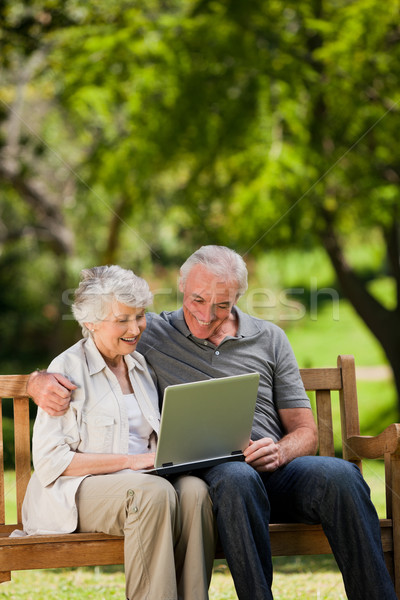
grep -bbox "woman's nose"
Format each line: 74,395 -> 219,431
127,321 -> 140,335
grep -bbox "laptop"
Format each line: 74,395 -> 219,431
145,372 -> 260,477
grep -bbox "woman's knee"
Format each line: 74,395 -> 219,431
143,475 -> 177,506
123,475 -> 178,526
174,475 -> 210,505
77,472 -> 177,534
174,476 -> 214,528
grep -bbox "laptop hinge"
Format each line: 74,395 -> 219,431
231,450 -> 242,456
162,462 -> 174,467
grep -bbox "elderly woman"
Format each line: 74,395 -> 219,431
22,265 -> 216,600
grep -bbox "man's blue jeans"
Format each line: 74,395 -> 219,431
201,457 -> 397,600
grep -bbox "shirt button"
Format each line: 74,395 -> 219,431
204,341 -> 208,345
128,489 -> 134,496
215,351 -> 220,356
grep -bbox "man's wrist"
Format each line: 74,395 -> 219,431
26,369 -> 42,396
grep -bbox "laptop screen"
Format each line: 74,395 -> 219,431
152,372 -> 260,475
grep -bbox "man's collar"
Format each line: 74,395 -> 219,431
235,307 -> 261,337
168,307 -> 192,337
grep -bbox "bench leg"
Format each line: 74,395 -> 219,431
384,551 -> 394,583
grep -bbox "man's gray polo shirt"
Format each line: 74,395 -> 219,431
137,307 -> 311,442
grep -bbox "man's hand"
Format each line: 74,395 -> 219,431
243,438 -> 282,473
27,371 -> 77,416
244,408 -> 319,473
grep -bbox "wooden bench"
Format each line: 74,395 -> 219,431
0,355 -> 399,594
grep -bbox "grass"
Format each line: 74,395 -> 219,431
2,460 -> 386,599
0,555 -> 347,599
283,300 -> 388,370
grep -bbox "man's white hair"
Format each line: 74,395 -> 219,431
180,245 -> 248,298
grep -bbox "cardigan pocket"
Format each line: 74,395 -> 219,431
81,413 -> 115,453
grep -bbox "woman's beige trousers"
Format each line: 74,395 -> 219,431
76,471 -> 216,600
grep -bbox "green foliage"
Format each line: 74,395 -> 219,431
2,0 -> 400,256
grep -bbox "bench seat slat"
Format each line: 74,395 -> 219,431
0,521 -> 393,573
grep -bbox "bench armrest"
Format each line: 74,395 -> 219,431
346,423 -> 400,460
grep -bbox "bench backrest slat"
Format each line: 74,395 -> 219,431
0,399 -> 5,525
338,355 -> 361,465
0,375 -> 31,527
315,389 -> 335,457
13,398 -> 31,523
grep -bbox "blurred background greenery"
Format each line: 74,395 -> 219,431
0,0 -> 399,466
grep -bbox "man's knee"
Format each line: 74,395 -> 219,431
295,456 -> 370,508
204,461 -> 266,502
309,457 -> 364,487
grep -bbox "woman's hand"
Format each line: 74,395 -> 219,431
129,452 -> 156,471
62,451 -> 156,477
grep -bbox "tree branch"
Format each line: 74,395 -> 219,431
2,48 -> 50,171
0,163 -> 74,255
319,210 -> 394,345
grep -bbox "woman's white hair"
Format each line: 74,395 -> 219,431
180,245 -> 248,298
72,265 -> 153,338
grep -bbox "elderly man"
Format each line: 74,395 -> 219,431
28,245 -> 397,600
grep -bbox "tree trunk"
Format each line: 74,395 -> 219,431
320,213 -> 400,413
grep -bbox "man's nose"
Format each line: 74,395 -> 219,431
198,304 -> 214,322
